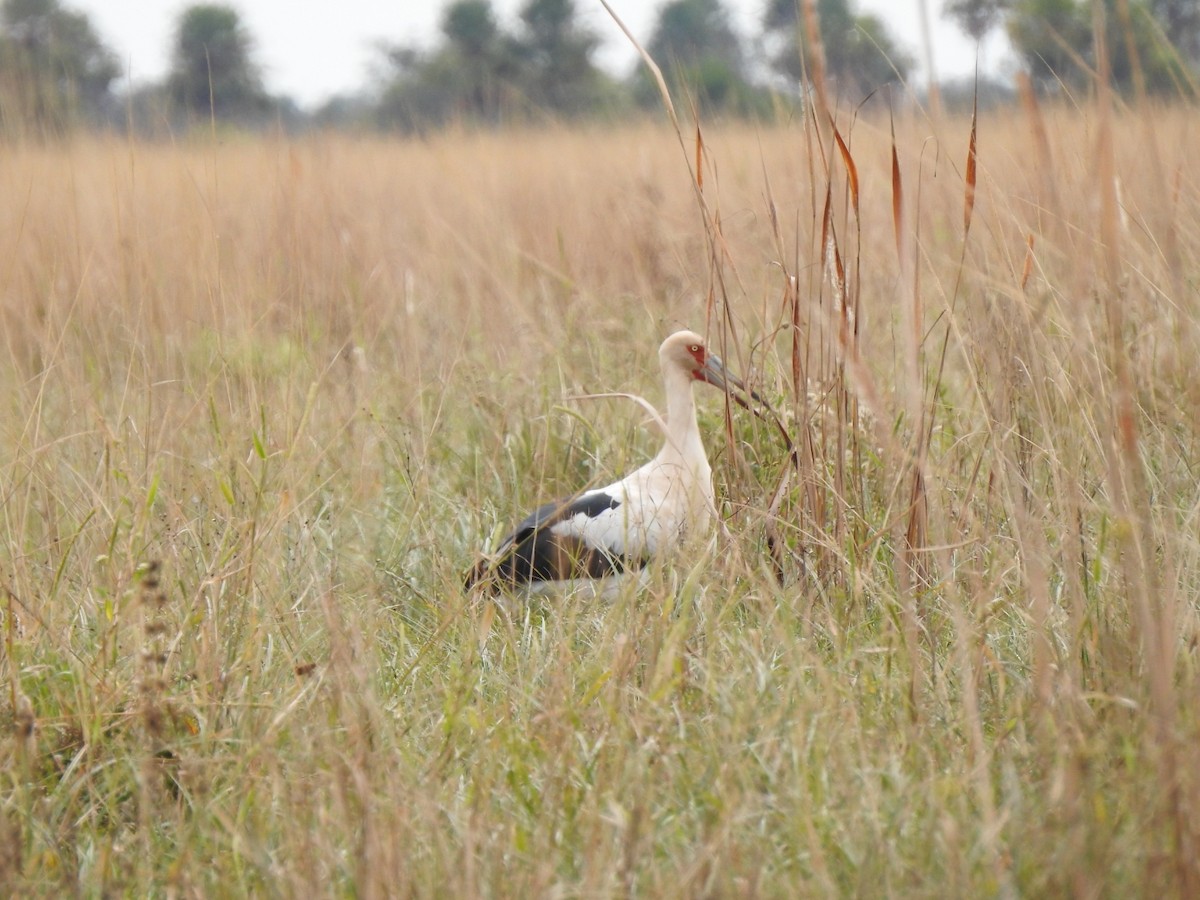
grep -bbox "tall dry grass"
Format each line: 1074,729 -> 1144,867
1,100 -> 1199,895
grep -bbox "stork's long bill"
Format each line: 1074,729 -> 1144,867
465,330 -> 760,594
694,352 -> 738,390
693,349 -> 769,412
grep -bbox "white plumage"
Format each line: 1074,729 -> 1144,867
466,330 -> 751,593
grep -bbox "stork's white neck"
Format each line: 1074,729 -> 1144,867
659,364 -> 705,466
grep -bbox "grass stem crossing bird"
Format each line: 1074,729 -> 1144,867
465,330 -> 755,594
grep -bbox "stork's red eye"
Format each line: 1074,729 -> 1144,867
690,345 -> 700,353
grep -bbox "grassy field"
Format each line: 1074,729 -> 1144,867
2,99 -> 1199,896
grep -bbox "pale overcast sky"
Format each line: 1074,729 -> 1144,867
75,0 -> 1012,109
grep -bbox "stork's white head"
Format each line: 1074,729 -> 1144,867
658,330 -> 746,395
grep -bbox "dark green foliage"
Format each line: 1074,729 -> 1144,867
1008,0 -> 1193,94
378,0 -> 519,129
648,0 -> 744,72
378,0 -> 619,129
945,0 -> 1011,42
1151,0 -> 1200,65
0,0 -> 118,129
272,0 -> 1200,128
1007,0 -> 1090,89
515,0 -> 613,117
7,0 -> 1200,136
764,0 -> 913,102
638,0 -> 771,114
167,4 -> 268,119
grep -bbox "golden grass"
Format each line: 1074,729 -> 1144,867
2,105 -> 1199,894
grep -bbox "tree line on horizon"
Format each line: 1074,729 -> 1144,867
0,0 -> 1196,137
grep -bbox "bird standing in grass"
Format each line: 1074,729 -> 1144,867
465,330 -> 755,594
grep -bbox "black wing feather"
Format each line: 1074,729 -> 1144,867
465,491 -> 643,591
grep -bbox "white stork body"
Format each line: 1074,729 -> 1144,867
466,331 -> 748,595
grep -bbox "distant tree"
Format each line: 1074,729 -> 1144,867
443,0 -> 517,118
1100,0 -> 1191,93
378,0 -> 521,128
167,4 -> 268,119
1007,0 -> 1187,94
515,0 -> 611,115
377,46 -> 458,129
1151,0 -> 1200,66
945,0 -> 1010,43
443,0 -> 497,58
648,0 -> 743,70
1006,0 -> 1089,88
642,0 -> 765,112
0,0 -> 119,127
764,0 -> 912,101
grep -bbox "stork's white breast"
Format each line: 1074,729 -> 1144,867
549,457 -> 713,560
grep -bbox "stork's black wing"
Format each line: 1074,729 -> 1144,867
464,491 -> 645,592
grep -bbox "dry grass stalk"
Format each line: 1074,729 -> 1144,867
1093,3 -> 1196,890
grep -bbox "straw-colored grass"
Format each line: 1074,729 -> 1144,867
2,105 -> 1199,895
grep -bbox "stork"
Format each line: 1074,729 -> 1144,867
465,330 -> 754,594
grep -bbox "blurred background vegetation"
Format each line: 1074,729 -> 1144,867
0,0 -> 1197,137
